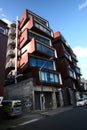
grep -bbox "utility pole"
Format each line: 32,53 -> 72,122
15,16 -> 18,84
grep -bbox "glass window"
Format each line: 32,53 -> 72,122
30,57 -> 37,66
30,56 -> 54,70
0,27 -> 5,34
50,73 -> 54,83
54,74 -> 59,83
34,22 -> 51,36
69,69 -> 74,77
38,59 -> 44,67
36,42 -> 55,57
41,71 -> 45,82
39,71 -> 60,84
29,32 -> 50,45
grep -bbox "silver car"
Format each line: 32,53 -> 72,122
76,98 -> 85,107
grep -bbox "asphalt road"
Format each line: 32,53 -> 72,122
12,106 -> 87,130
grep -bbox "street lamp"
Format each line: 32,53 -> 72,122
39,57 -> 53,110
15,16 -> 18,84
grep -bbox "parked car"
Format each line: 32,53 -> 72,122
2,100 -> 22,117
84,98 -> 87,105
76,98 -> 86,107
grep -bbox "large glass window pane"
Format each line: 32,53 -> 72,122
46,72 -> 50,83
36,43 -> 42,51
54,74 -> 59,83
30,57 -> 36,66
41,71 -> 45,82
0,27 -> 5,34
39,71 -> 59,84
50,73 -> 54,83
30,56 -> 54,70
36,42 -> 55,57
29,32 -> 50,45
37,59 -> 44,67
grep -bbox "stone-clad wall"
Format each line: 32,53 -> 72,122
4,78 -> 34,110
4,78 -> 34,100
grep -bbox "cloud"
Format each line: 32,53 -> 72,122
0,7 -> 11,25
73,46 -> 87,79
78,0 -> 87,10
0,7 -> 6,17
73,46 -> 87,59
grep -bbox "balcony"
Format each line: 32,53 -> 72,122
75,66 -> 82,75
34,20 -> 53,37
21,17 -> 53,38
27,10 -> 49,27
6,60 -> 15,69
8,39 -> 15,48
64,51 -> 72,62
68,69 -> 76,79
7,49 -> 15,58
71,53 -> 78,62
22,38 -> 56,57
8,28 -> 16,37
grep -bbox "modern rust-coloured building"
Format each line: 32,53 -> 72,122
5,10 -> 62,110
53,31 -> 82,105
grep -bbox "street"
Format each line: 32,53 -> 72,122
12,106 -> 87,130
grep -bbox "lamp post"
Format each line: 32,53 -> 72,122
15,16 -> 18,84
39,57 -> 53,110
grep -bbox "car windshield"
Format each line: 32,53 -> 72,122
77,99 -> 84,101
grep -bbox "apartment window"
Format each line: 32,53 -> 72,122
34,22 -> 51,36
0,27 -> 5,34
64,52 -> 71,61
28,13 -> 47,26
75,67 -> 80,74
36,42 -> 55,57
69,69 -> 74,77
39,71 -> 59,84
30,56 -> 54,70
29,32 -> 50,45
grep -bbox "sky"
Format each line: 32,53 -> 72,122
0,0 -> 87,79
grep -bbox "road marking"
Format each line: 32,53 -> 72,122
18,118 -> 40,126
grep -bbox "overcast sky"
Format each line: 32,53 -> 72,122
0,0 -> 87,79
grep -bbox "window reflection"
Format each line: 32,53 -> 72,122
40,71 -> 60,84
30,56 -> 54,70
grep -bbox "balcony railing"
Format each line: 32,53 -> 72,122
75,67 -> 81,74
6,60 -> 15,69
28,10 -> 49,27
34,21 -> 53,37
36,41 -> 56,57
7,50 -> 15,58
71,53 -> 78,61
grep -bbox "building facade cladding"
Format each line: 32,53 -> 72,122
53,31 -> 82,105
5,22 -> 16,85
0,20 -> 8,107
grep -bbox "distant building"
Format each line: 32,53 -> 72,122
0,19 -> 8,106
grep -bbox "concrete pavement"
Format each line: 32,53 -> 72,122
0,106 -> 73,130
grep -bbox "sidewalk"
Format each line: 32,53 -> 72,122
0,106 -> 73,130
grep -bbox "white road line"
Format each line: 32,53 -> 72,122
19,118 -> 40,126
